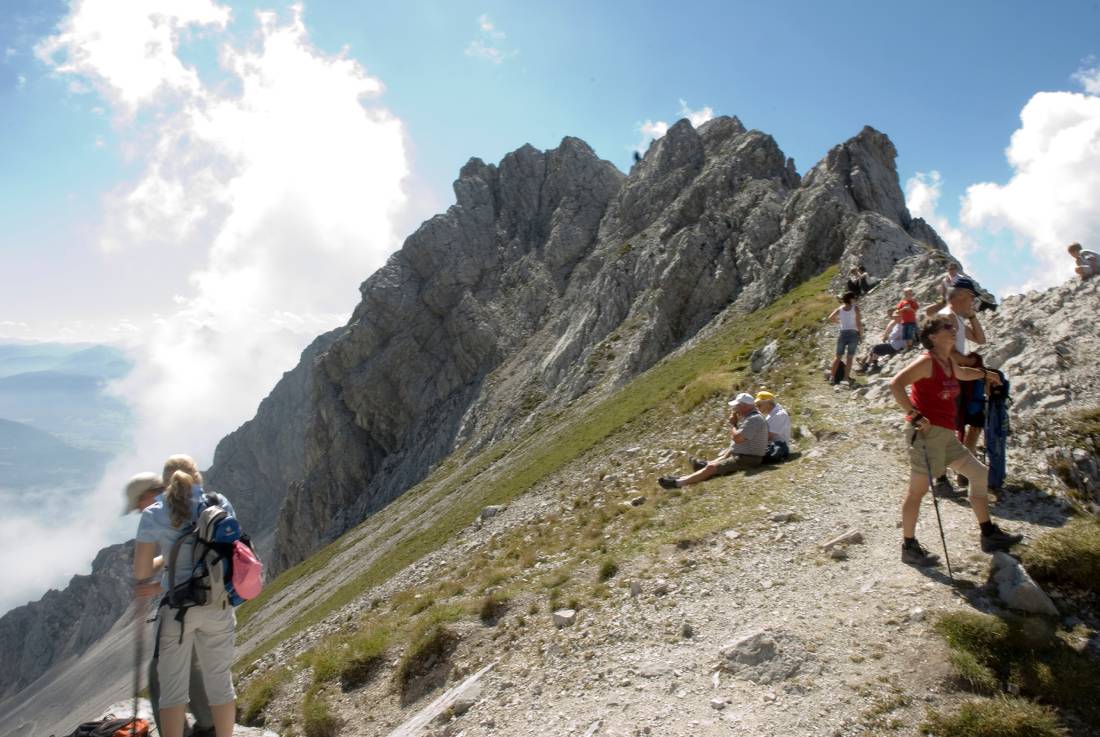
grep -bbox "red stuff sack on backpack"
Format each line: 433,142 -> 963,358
231,539 -> 263,600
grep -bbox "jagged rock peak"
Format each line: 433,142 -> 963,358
803,125 -> 911,228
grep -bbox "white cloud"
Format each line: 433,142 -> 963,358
15,74 -> 26,90
6,4 -> 411,613
632,100 -> 714,156
1073,59 -> 1100,95
960,88 -> 1100,290
465,13 -> 516,64
905,170 -> 978,268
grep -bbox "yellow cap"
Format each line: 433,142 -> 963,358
755,390 -> 775,402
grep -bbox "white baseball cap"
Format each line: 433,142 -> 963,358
728,392 -> 756,407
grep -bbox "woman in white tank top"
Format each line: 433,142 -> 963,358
828,291 -> 863,385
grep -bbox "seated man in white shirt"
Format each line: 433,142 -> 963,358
755,390 -> 792,463
1069,242 -> 1099,279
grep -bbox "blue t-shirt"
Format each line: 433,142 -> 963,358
136,484 -> 235,591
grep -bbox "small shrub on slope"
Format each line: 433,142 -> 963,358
923,697 -> 1065,737
1020,516 -> 1100,596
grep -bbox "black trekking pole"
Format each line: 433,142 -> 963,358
132,594 -> 148,737
912,430 -> 955,581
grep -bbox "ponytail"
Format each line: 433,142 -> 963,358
166,470 -> 193,528
162,453 -> 204,528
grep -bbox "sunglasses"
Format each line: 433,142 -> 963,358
935,322 -> 958,332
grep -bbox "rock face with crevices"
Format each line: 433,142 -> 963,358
0,541 -> 133,700
273,120 -> 945,573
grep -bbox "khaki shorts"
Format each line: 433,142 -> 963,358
907,425 -> 970,478
157,604 -> 237,707
713,454 -> 764,475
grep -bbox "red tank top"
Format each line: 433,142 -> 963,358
909,351 -> 959,429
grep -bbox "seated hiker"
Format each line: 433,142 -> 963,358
658,392 -> 768,488
896,288 -> 919,348
856,309 -> 907,373
755,390 -> 791,463
845,266 -> 871,299
1069,242 -> 1098,279
124,473 -> 215,737
827,291 -> 862,386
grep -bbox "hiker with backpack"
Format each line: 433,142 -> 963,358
827,291 -> 862,386
133,455 -> 238,737
888,315 -> 1022,567
124,472 -> 215,737
924,277 -> 988,496
657,392 -> 768,488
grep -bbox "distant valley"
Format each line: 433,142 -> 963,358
0,343 -> 132,493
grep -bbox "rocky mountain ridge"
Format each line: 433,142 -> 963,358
1,116 -> 984,726
273,118 -> 944,574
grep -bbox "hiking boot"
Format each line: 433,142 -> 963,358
902,540 -> 941,567
689,457 -> 708,471
189,728 -> 216,737
980,524 -> 1023,553
933,475 -> 959,498
658,476 -> 681,490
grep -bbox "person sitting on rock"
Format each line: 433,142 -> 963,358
896,287 -> 919,349
1068,242 -> 1098,279
658,392 -> 768,488
845,267 -> 870,298
827,291 -> 862,386
755,390 -> 791,463
856,309 -> 907,374
889,315 -> 1022,567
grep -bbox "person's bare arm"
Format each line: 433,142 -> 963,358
133,542 -> 161,600
924,300 -> 946,318
956,364 -> 1002,384
855,304 -> 863,335
889,354 -> 933,427
827,307 -> 840,323
882,318 -> 900,340
965,312 -> 986,345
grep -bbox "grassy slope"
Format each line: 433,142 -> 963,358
234,267 -> 839,675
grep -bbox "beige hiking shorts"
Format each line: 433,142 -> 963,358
907,425 -> 975,480
157,604 -> 237,707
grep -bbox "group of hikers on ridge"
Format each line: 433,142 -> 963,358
649,243 -> 1098,567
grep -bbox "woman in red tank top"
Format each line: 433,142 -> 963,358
888,314 -> 1021,567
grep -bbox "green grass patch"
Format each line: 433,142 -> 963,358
922,697 -> 1065,737
301,687 -> 342,737
478,590 -> 510,623
1020,516 -> 1100,596
338,625 -> 390,691
236,268 -> 838,673
395,624 -> 458,704
935,611 -> 1100,723
675,370 -> 740,413
237,665 -> 291,726
597,558 -> 619,582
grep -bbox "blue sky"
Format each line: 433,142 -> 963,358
0,0 -> 1098,612
2,0 -> 1099,341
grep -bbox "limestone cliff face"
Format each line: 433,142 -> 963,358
272,120 -> 943,573
0,541 -> 132,699
204,329 -> 343,560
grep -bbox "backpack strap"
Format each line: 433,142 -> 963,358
166,524 -> 196,608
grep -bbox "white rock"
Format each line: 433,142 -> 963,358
990,552 -> 1059,616
553,609 -> 577,627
